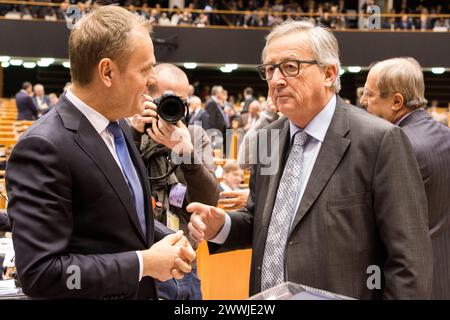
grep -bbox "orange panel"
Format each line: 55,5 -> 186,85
196,241 -> 252,300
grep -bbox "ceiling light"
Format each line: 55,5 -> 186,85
23,62 -> 37,69
37,61 -> 51,67
0,56 -> 10,62
225,64 -> 238,70
62,61 -> 71,68
184,62 -> 197,69
9,59 -> 23,66
220,66 -> 233,73
1,61 -> 10,68
339,68 -> 345,76
40,58 -> 55,64
348,66 -> 361,73
431,67 -> 445,74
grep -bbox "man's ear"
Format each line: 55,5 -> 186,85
392,93 -> 405,111
324,64 -> 337,88
97,58 -> 115,88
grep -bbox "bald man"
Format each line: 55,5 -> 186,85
130,63 -> 220,300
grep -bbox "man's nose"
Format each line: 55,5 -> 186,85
269,67 -> 286,88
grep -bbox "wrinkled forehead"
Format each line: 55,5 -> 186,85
264,32 -> 312,63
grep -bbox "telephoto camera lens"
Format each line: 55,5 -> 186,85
144,93 -> 188,131
157,94 -> 187,124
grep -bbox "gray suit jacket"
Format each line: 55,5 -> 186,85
211,97 -> 433,299
398,109 -> 450,299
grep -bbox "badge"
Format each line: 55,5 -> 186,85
169,183 -> 187,208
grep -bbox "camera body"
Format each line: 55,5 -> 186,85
145,93 -> 189,131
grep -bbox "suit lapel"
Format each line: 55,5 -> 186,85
290,100 -> 351,233
261,118 -> 291,229
57,97 -> 148,245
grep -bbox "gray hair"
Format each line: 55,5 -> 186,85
188,95 -> 202,106
372,57 -> 427,109
262,19 -> 341,93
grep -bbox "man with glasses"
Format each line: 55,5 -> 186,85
187,20 -> 432,299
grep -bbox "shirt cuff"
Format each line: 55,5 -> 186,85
136,251 -> 143,281
209,213 -> 231,244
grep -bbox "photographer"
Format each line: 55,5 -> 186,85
130,63 -> 220,300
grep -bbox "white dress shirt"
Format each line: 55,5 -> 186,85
65,89 -> 145,281
211,94 -> 337,244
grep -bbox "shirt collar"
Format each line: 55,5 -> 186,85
289,94 -> 336,143
395,108 -> 424,126
65,88 -> 111,135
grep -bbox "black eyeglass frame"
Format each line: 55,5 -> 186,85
256,59 -> 318,80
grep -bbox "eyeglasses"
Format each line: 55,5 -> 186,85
256,59 -> 318,80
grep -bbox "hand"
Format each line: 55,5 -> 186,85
187,202 -> 226,243
218,189 -> 249,211
141,231 -> 196,281
147,118 -> 194,156
130,95 -> 157,133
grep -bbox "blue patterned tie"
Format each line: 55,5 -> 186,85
261,130 -> 309,291
107,121 -> 147,237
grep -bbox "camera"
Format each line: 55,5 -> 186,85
145,93 -> 189,131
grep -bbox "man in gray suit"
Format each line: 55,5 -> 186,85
187,20 -> 433,299
362,57 -> 450,299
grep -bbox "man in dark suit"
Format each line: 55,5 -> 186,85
187,20 -> 432,299
188,95 -> 210,131
205,85 -> 228,151
239,100 -> 261,132
32,83 -> 51,115
362,57 -> 450,299
0,211 -> 10,232
15,82 -> 38,120
240,87 -> 255,114
6,5 -> 195,299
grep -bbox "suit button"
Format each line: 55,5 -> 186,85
257,266 -> 261,271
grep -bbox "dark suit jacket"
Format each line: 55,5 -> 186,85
32,95 -> 51,110
0,212 -> 10,232
239,113 -> 259,130
6,95 -> 161,299
189,108 -> 210,131
205,99 -> 227,135
15,91 -> 38,120
398,109 -> 450,299
211,97 -> 433,299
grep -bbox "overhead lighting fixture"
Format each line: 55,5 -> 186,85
40,58 -> 55,64
348,66 -> 361,73
339,68 -> 345,76
431,67 -> 445,74
220,66 -> 233,73
0,56 -> 10,62
184,62 -> 197,69
1,61 -> 10,68
23,62 -> 37,69
62,61 -> 71,68
37,58 -> 55,67
225,63 -> 238,70
37,61 -> 51,67
9,59 -> 23,66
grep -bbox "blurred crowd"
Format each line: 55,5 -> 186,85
1,0 -> 450,31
